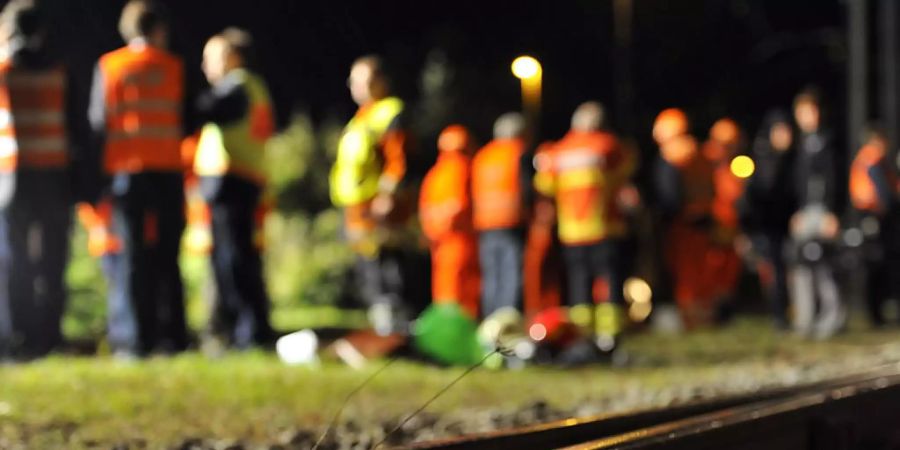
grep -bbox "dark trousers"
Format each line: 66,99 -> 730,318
355,247 -> 405,308
865,215 -> 900,325
562,240 -> 625,307
207,176 -> 272,348
0,170 -> 71,358
110,171 -> 187,355
751,231 -> 790,326
479,228 -> 524,317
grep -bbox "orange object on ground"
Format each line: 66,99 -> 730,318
0,63 -> 68,171
98,45 -> 184,174
419,125 -> 480,318
471,137 -> 526,231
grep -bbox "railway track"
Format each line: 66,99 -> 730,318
407,364 -> 900,450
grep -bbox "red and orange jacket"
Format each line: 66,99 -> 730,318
534,130 -> 634,246
471,138 -> 529,231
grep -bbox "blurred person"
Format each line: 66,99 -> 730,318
418,125 -> 480,319
534,102 -> 634,353
739,110 -> 796,330
850,126 -> 900,326
523,141 -> 563,318
88,0 -> 187,356
652,108 -> 718,328
330,55 -> 414,335
787,89 -> 844,338
704,118 -> 746,320
0,0 -> 75,358
472,112 -> 531,317
193,28 -> 275,349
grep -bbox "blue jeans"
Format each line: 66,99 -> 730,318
478,229 -> 524,317
207,176 -> 272,348
0,170 -> 71,358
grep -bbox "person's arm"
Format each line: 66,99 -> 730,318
868,163 -> 894,215
80,63 -> 108,202
195,78 -> 249,128
378,112 -> 409,195
654,157 -> 682,219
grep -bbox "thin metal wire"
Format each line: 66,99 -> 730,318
372,348 -> 502,449
312,355 -> 401,450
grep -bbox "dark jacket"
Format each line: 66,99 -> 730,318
739,110 -> 796,235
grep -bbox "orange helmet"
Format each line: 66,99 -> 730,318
653,108 -> 689,145
438,124 -> 471,154
660,134 -> 698,168
710,118 -> 741,147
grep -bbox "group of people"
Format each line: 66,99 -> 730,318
336,52 -> 900,358
0,0 -> 275,360
0,0 -> 896,364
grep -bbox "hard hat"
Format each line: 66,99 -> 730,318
710,118 -> 740,147
653,108 -> 689,145
438,124 -> 471,153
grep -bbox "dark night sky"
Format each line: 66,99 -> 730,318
23,0 -> 849,150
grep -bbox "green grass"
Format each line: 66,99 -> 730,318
2,318 -> 900,448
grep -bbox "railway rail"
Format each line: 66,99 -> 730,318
407,364 -> 900,450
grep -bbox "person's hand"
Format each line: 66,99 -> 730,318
734,233 -> 752,257
790,212 -> 804,236
821,212 -> 839,239
371,193 -> 395,220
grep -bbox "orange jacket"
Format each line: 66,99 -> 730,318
94,45 -> 183,174
662,135 -> 715,222
0,63 -> 68,171
851,143 -> 896,214
419,151 -> 473,241
535,130 -> 634,245
471,138 -> 526,230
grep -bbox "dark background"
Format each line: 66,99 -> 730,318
22,0 -> 852,164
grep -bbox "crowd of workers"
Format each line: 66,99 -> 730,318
0,0 -> 896,363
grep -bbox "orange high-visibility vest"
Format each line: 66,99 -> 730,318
76,200 -> 121,257
419,152 -> 472,240
850,143 -> 896,213
0,63 -> 67,171
99,45 -> 183,174
661,135 -> 715,222
535,131 -> 633,246
471,138 -> 525,230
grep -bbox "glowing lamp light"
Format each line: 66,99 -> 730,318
730,155 -> 755,179
511,56 -> 542,80
623,277 -> 652,305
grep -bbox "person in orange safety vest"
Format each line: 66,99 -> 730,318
703,118 -> 746,319
523,142 -> 563,318
534,102 -> 635,353
0,0 -> 75,359
88,0 -> 186,357
850,126 -> 900,326
652,108 -> 719,329
419,125 -> 480,319
472,112 -> 532,317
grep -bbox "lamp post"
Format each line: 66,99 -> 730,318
511,55 -> 542,139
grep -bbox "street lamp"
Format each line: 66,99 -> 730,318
511,55 -> 542,137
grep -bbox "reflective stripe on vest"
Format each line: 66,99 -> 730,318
330,97 -> 404,207
194,70 -> 273,185
0,64 -> 67,171
471,138 -> 525,230
100,46 -> 183,173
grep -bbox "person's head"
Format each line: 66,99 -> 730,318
770,120 -> 793,153
793,87 -> 821,133
710,118 -> 740,147
119,0 -> 168,48
0,0 -> 45,49
493,112 -> 525,140
570,101 -> 605,132
348,55 -> 389,106
653,108 -> 689,145
202,28 -> 252,84
863,124 -> 887,149
437,124 -> 472,155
